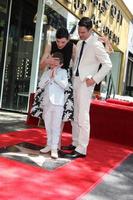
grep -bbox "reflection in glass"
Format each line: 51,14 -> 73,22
0,0 -> 8,100
1,0 -> 38,112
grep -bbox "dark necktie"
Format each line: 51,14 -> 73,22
75,41 -> 85,76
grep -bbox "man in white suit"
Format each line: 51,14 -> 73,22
62,17 -> 112,158
39,52 -> 68,159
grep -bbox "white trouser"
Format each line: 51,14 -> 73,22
72,77 -> 94,155
42,102 -> 63,150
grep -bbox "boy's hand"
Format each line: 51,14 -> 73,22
50,68 -> 56,78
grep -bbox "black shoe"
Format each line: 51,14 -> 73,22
60,150 -> 86,159
58,149 -> 66,157
61,144 -> 76,151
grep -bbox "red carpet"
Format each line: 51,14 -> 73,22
0,128 -> 132,200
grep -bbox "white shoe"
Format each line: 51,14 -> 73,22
40,146 -> 51,153
51,149 -> 58,159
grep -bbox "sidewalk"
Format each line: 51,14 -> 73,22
0,110 -> 28,133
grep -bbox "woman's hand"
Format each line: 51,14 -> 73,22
39,43 -> 52,70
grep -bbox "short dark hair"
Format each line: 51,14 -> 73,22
56,28 -> 69,39
52,52 -> 64,64
78,17 -> 92,31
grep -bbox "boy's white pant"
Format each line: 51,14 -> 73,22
42,102 -> 63,150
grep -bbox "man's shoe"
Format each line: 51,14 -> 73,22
60,150 -> 86,159
58,149 -> 67,157
40,146 -> 51,153
61,144 -> 76,151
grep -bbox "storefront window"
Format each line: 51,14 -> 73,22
1,0 -> 38,111
125,52 -> 133,96
0,0 -> 8,102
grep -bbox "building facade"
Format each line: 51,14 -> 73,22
0,0 -> 132,113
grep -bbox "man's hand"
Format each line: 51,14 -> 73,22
85,77 -> 95,87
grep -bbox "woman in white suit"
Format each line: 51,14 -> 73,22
39,52 -> 68,159
62,17 -> 112,158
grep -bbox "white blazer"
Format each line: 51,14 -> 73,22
73,35 -> 112,84
38,68 -> 68,106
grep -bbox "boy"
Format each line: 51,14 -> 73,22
39,52 -> 68,158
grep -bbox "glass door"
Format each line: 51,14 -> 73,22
0,0 -> 8,106
1,0 -> 38,112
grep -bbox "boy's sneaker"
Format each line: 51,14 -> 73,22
51,149 -> 58,159
40,146 -> 51,153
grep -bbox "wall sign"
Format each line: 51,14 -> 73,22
59,0 -> 126,46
